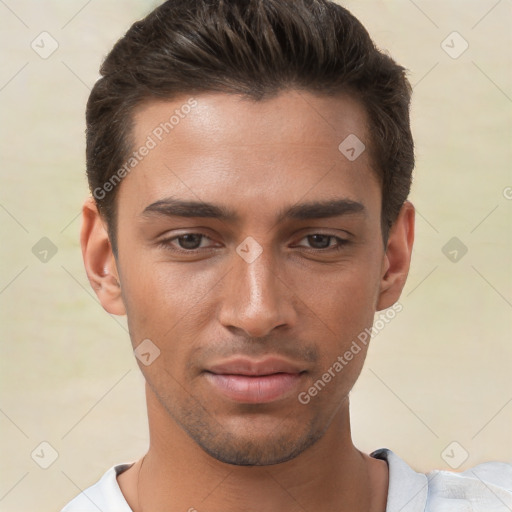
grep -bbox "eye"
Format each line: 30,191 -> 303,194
159,232 -> 217,252
295,234 -> 349,251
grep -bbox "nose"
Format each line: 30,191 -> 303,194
218,242 -> 297,338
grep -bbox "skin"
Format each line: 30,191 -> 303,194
81,90 -> 415,512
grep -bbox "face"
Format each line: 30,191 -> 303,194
83,90 -> 413,466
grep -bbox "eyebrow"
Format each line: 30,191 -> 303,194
141,197 -> 366,223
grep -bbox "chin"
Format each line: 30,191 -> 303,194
185,416 -> 323,466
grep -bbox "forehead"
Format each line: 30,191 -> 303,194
120,90 -> 380,220
132,90 -> 370,153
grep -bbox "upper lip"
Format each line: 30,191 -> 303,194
205,357 -> 306,376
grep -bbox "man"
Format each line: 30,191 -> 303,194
61,0 -> 512,510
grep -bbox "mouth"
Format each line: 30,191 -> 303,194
203,357 -> 307,404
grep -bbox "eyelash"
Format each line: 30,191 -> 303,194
157,232 -> 349,254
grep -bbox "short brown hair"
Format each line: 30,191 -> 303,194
86,0 -> 414,254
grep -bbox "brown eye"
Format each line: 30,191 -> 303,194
306,234 -> 333,249
295,234 -> 348,251
157,232 -> 219,253
176,234 -> 204,250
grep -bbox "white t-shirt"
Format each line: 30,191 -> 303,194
60,448 -> 512,511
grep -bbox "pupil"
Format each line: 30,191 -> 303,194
179,234 -> 201,249
309,235 -> 330,249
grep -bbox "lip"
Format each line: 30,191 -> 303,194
204,357 -> 306,404
206,357 -> 305,376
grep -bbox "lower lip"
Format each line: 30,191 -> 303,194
204,372 -> 304,403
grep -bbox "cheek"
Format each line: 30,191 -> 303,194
303,258 -> 381,327
296,255 -> 381,384
300,280 -> 374,407
119,252 -> 219,367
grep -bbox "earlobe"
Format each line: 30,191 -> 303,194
80,197 -> 126,316
376,201 -> 415,311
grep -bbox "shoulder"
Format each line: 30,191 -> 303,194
426,461 -> 512,509
60,462 -> 134,512
371,448 -> 512,511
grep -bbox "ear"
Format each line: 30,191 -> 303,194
80,197 -> 126,316
376,200 -> 415,311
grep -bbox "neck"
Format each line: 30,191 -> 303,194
120,382 -> 388,512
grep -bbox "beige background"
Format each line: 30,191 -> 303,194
0,1 -> 511,511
